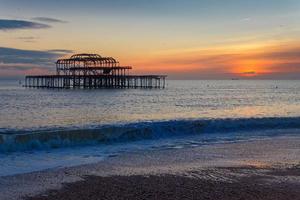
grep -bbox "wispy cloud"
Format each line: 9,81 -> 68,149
0,47 -> 73,76
16,36 -> 38,43
132,42 -> 300,79
257,47 -> 300,60
0,47 -> 72,65
0,63 -> 42,71
47,49 -> 73,54
241,17 -> 251,22
0,19 -> 50,31
32,17 -> 67,23
16,36 -> 37,40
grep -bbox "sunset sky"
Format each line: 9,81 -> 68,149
1,0 -> 300,79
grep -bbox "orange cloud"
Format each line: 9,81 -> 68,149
128,42 -> 300,79
2,41 -> 300,79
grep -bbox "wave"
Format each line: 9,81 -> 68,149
0,117 -> 300,153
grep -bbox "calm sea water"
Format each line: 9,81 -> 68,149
1,79 -> 300,130
0,79 -> 300,176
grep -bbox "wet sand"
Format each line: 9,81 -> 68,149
27,167 -> 300,200
1,136 -> 300,200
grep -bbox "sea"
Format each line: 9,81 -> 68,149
0,79 -> 300,176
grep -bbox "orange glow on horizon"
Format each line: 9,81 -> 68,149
2,39 -> 300,79
232,59 -> 267,77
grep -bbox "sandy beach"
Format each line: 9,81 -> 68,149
1,135 -> 299,200
26,167 -> 300,200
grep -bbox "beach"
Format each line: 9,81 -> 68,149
26,168 -> 300,200
1,135 -> 299,200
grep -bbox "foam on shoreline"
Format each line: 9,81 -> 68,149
0,135 -> 299,200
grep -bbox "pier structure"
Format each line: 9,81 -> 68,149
25,54 -> 166,89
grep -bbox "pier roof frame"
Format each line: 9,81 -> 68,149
56,53 -> 121,67
56,53 -> 133,75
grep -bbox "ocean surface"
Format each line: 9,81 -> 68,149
0,79 -> 300,176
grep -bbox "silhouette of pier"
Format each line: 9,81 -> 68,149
25,54 -> 166,89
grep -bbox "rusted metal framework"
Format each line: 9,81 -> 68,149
56,54 -> 131,76
25,53 -> 166,89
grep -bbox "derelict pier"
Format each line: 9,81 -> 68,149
25,54 -> 166,89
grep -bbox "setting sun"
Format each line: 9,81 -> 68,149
232,58 -> 272,78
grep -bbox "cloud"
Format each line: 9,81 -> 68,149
32,17 -> 67,23
0,47 -> 72,76
267,62 -> 300,72
134,42 -> 300,79
16,36 -> 38,43
16,36 -> 37,40
0,19 -> 50,31
47,49 -> 74,54
0,63 -> 42,71
241,17 -> 251,22
259,47 -> 300,60
241,71 -> 256,75
0,47 -> 60,65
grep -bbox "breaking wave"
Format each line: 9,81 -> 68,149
0,117 -> 300,153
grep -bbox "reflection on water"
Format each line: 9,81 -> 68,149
1,80 -> 300,130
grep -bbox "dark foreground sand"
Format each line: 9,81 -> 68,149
27,166 -> 300,200
1,136 -> 300,200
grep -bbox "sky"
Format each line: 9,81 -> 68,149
0,0 -> 300,79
